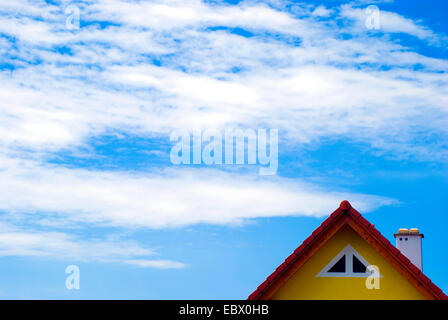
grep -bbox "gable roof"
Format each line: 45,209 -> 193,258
248,200 -> 448,300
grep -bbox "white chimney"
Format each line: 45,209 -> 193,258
394,228 -> 424,270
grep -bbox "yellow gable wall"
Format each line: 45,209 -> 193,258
271,224 -> 425,300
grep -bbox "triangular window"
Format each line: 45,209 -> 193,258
317,245 -> 377,277
353,255 -> 367,273
328,255 -> 346,273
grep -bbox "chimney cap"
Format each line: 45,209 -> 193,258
394,228 -> 424,238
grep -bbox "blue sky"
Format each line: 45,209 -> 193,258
0,0 -> 447,299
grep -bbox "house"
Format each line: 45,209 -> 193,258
248,200 -> 447,300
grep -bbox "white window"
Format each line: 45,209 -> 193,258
317,244 -> 379,277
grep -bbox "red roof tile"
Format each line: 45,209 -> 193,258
429,282 -> 443,297
439,291 -> 448,300
368,224 -> 380,237
248,289 -> 261,300
293,244 -> 305,255
266,271 -> 279,283
376,234 -> 391,247
321,217 -> 332,228
257,279 -> 270,292
302,234 -> 314,246
397,253 -> 411,266
285,253 -> 296,264
418,273 -> 431,285
349,208 -> 361,219
356,215 -> 371,228
312,225 -> 324,237
387,244 -> 400,256
407,262 -> 421,275
329,208 -> 343,220
275,261 -> 288,274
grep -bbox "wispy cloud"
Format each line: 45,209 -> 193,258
0,156 -> 395,228
0,1 -> 446,157
0,221 -> 187,268
125,259 -> 188,269
340,4 -> 439,42
0,0 -> 446,264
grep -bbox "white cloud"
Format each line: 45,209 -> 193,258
0,230 -> 149,260
0,1 -> 445,157
0,156 -> 395,228
340,5 -> 437,41
312,5 -> 332,17
0,221 -> 148,259
0,221 -> 187,268
125,259 -> 188,269
0,0 -> 446,263
87,0 -> 305,34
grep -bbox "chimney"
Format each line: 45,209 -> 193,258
394,228 -> 424,270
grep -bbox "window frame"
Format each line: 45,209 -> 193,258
316,244 -> 379,278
